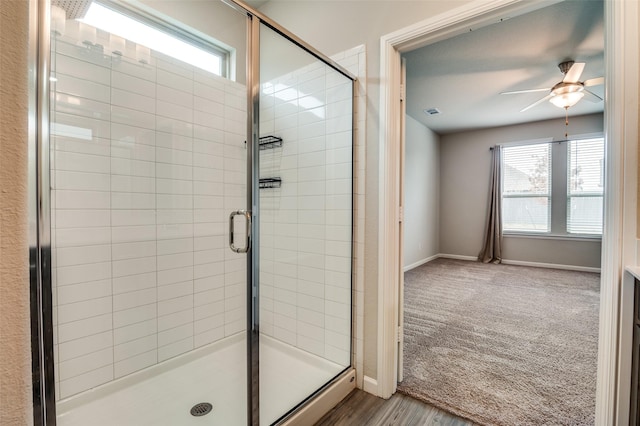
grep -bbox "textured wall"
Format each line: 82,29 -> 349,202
403,115 -> 440,269
0,0 -> 33,424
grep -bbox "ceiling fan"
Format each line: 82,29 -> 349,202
501,60 -> 604,112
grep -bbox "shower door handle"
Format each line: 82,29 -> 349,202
229,210 -> 251,253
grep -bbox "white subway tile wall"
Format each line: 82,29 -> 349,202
50,19 -> 363,401
259,50 -> 360,366
50,28 -> 247,399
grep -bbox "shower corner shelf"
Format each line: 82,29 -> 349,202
259,177 -> 282,189
259,135 -> 283,150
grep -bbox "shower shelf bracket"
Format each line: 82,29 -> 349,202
258,135 -> 283,150
259,177 -> 282,189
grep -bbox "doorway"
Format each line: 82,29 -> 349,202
377,0 -> 639,424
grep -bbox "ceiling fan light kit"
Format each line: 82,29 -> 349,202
549,83 -> 585,109
502,60 -> 603,112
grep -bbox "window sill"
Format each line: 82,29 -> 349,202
502,232 -> 602,242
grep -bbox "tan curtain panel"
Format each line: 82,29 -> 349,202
479,145 -> 503,263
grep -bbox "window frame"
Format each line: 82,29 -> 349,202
566,137 -> 605,236
501,135 -> 604,239
86,0 -> 232,78
501,142 -> 552,234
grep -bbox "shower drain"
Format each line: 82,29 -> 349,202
190,402 -> 213,417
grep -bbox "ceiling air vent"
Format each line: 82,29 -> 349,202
424,108 -> 441,116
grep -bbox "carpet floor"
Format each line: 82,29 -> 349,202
397,258 -> 600,426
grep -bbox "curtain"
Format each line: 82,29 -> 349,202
479,145 -> 503,264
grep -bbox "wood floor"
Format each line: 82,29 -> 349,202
314,389 -> 475,426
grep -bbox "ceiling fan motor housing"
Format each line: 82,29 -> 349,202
551,81 -> 584,96
559,60 -> 575,75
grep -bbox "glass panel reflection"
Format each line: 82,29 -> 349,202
258,23 -> 353,425
50,1 -> 248,424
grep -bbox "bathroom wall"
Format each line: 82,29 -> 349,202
258,46 -> 357,366
0,0 -> 32,423
50,25 -> 247,399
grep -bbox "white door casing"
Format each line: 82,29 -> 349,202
397,58 -> 407,384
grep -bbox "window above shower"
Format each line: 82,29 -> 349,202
51,0 -> 233,79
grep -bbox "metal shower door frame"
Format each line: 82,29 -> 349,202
241,7 -> 357,423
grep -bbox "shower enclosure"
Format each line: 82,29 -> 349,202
31,0 -> 355,424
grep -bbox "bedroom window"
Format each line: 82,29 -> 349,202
501,137 -> 604,237
502,144 -> 552,233
567,138 -> 605,235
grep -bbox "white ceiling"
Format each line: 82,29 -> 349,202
243,0 -> 270,9
403,0 -> 604,135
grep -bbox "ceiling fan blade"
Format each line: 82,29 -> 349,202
501,88 -> 550,95
583,89 -> 603,102
584,76 -> 604,87
520,93 -> 554,112
563,62 -> 585,83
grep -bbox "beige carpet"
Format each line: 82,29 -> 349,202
397,258 -> 600,426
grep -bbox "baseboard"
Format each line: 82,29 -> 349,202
403,254 -> 478,270
438,253 -> 479,261
421,253 -> 600,272
501,259 -> 601,273
403,254 -> 439,271
362,375 -> 378,396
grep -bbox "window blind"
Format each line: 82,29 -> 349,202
502,144 -> 551,233
567,138 -> 604,235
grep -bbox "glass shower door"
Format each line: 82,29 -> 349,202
257,23 -> 354,425
48,1 -> 250,424
41,1 -> 354,424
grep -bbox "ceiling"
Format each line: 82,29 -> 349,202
243,0 -> 270,9
403,0 -> 604,135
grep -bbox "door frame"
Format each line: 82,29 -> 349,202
396,57 -> 406,384
377,1 -> 639,425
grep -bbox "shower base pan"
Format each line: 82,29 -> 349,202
56,333 -> 347,425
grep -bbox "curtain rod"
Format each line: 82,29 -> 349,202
489,139 -> 571,151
